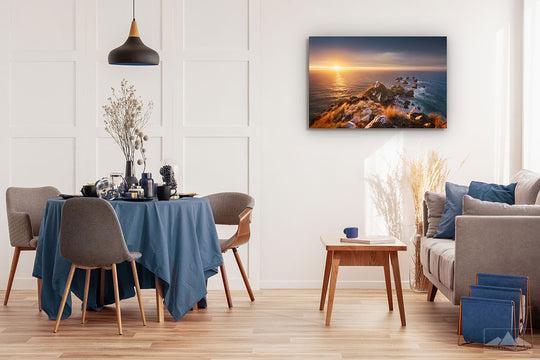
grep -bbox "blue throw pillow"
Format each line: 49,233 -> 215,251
467,181 -> 517,204
434,182 -> 469,239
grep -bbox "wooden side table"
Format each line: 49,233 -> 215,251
319,235 -> 408,326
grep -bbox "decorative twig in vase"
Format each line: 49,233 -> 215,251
102,79 -> 153,188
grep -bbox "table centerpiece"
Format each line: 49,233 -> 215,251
102,79 -> 153,189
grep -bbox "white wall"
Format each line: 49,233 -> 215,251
259,0 -> 523,289
0,0 -> 524,291
523,0 -> 540,172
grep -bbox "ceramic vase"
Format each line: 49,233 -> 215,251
139,172 -> 154,198
124,160 -> 138,189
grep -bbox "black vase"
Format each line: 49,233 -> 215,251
124,160 -> 138,189
139,173 -> 154,198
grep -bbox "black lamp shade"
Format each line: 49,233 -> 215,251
108,37 -> 159,65
108,20 -> 159,66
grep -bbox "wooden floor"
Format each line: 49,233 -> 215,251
0,289 -> 538,359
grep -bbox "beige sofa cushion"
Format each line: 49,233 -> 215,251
420,237 -> 436,274
436,246 -> 455,290
463,195 -> 540,216
428,240 -> 455,290
511,169 -> 540,205
421,237 -> 455,290
424,191 -> 445,237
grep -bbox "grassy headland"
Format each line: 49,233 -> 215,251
309,79 -> 446,129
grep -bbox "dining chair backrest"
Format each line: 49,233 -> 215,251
203,192 -> 254,225
59,197 -> 133,267
6,186 -> 60,237
203,192 -> 256,307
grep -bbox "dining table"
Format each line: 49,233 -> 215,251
32,196 -> 222,322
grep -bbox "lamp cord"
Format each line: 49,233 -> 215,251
132,0 -> 135,20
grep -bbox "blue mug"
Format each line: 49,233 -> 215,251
343,227 -> 358,238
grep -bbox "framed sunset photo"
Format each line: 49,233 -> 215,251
308,36 -> 447,129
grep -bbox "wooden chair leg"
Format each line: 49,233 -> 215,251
131,260 -> 146,326
53,264 -> 76,333
111,264 -> 122,335
37,278 -> 42,311
4,247 -> 21,306
220,264 -> 233,309
81,269 -> 91,324
427,282 -> 438,302
155,278 -> 164,323
232,248 -> 255,302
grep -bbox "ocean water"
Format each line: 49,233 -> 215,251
309,69 -> 447,119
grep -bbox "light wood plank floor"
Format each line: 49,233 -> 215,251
0,289 -> 538,359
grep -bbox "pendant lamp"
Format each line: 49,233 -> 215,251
108,0 -> 159,66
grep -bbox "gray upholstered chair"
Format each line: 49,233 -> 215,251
203,192 -> 255,308
5,186 -> 60,309
53,198 -> 146,335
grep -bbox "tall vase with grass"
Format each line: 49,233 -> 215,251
403,150 -> 450,292
102,79 -> 153,188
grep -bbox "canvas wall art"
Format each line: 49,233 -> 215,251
309,36 -> 447,129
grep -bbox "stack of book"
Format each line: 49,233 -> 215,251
340,235 -> 396,244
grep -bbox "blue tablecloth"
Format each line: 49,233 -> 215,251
32,197 -> 222,321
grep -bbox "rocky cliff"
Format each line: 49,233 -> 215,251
309,78 -> 446,129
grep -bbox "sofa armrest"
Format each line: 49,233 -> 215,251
454,215 -> 540,305
7,211 -> 33,247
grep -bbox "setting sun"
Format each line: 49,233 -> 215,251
333,65 -> 341,71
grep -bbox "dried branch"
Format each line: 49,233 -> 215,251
102,79 -> 153,163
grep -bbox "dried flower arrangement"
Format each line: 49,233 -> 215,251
367,150 -> 453,291
403,150 -> 450,291
102,79 -> 153,171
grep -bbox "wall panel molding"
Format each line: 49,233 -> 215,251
0,0 -> 261,292
9,61 -> 77,128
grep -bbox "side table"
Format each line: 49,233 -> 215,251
319,235 -> 407,326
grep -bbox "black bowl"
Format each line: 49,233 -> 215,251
81,185 -> 97,197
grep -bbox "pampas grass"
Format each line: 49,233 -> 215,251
366,164 -> 404,242
404,151 -> 450,234
367,150 -> 455,291
403,150 -> 450,291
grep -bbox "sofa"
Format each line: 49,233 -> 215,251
420,169 -> 540,319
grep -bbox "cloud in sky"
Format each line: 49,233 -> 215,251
309,36 -> 447,70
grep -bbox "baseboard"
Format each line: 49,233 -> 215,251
7,278 -> 411,291
206,277 -> 249,291
259,280 -> 411,290
209,279 -> 411,291
4,277 -> 39,290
